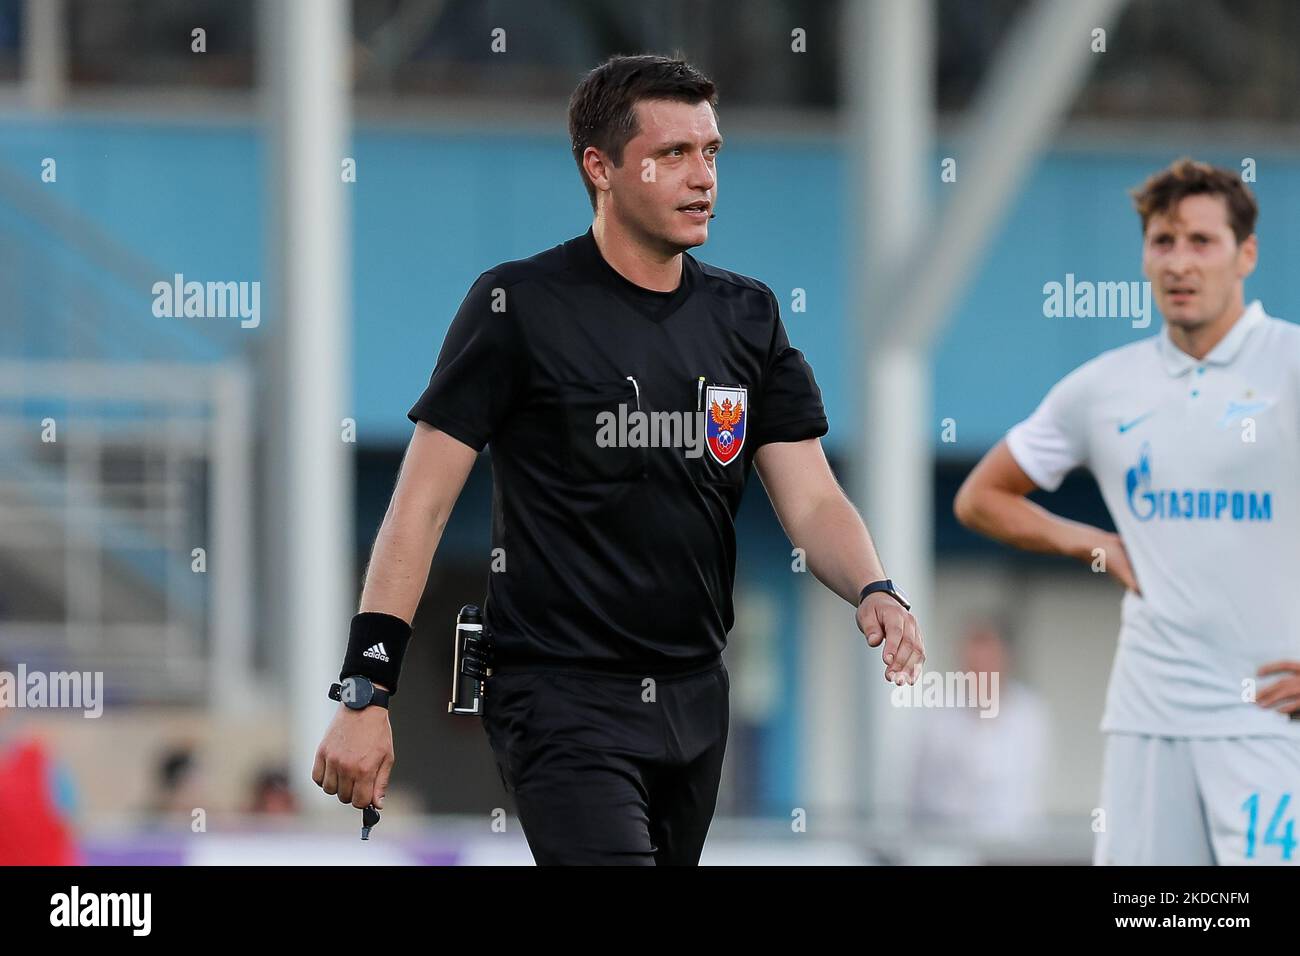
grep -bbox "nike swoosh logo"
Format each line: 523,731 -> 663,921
1117,411 -> 1156,434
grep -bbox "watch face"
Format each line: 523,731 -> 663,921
340,677 -> 374,709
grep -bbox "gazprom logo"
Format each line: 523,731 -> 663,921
1125,442 -> 1273,522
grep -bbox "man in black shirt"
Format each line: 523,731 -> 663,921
314,54 -> 925,865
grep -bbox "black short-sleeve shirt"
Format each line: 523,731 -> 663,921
408,227 -> 828,674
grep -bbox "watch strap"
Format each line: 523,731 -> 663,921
859,579 -> 911,611
329,679 -> 391,710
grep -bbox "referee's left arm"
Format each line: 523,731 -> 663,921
755,437 -> 925,684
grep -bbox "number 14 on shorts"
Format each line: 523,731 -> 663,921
1242,792 -> 1296,860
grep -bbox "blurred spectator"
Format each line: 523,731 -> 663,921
910,621 -> 1050,840
246,766 -> 298,816
145,743 -> 204,828
0,658 -> 81,864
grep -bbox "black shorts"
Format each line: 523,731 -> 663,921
482,659 -> 729,865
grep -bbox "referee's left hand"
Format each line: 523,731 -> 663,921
858,594 -> 925,685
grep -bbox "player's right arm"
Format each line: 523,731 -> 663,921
953,439 -> 1139,593
312,423 -> 479,810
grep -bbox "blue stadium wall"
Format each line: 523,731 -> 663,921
4,120 -> 1300,453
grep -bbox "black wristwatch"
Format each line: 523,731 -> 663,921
859,579 -> 911,611
328,676 -> 391,711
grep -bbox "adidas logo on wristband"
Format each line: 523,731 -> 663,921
362,643 -> 390,663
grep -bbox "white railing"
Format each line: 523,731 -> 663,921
0,359 -> 254,704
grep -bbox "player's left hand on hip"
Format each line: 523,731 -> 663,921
1255,660 -> 1300,715
857,594 -> 925,685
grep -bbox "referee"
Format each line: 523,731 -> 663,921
313,54 -> 925,865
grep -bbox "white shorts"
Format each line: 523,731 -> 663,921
1094,733 -> 1300,865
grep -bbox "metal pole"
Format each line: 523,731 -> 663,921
209,362 -> 256,715
22,0 -> 67,112
264,0 -> 354,808
844,0 -> 1129,822
849,0 -> 936,822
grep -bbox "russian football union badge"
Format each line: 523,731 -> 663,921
705,384 -> 747,466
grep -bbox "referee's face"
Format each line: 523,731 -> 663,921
612,98 -> 721,255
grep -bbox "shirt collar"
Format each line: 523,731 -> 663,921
570,227 -> 698,321
1158,299 -> 1267,376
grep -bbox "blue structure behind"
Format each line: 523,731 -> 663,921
3,119 -> 1298,455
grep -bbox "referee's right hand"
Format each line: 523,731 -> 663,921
312,691 -> 395,811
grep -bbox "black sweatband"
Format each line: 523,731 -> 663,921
340,612 -> 412,695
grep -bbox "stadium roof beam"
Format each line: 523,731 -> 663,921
261,0 -> 355,808
887,0 -> 1131,354
355,0 -> 450,89
837,0 -> 1129,826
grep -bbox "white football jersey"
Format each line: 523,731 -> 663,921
1007,300 -> 1300,737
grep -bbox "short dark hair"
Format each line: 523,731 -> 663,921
567,54 -> 718,212
1130,157 -> 1258,245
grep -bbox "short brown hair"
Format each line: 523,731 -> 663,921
567,54 -> 718,212
1130,157 -> 1258,244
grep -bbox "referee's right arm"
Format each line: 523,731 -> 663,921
357,422 -> 479,624
312,422 -> 478,811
